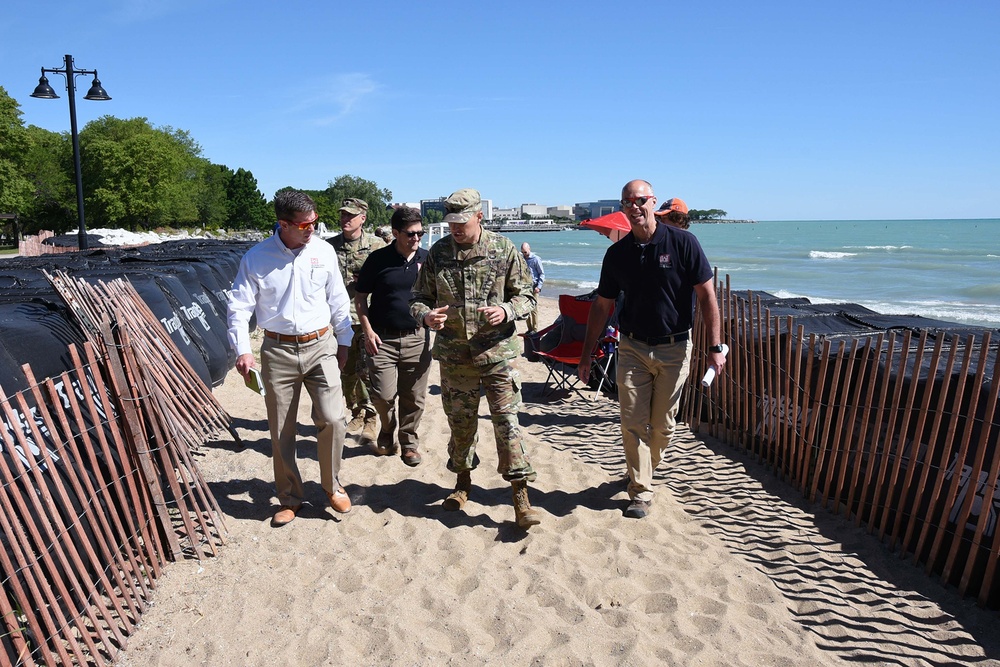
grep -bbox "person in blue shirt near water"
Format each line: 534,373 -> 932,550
520,242 -> 545,334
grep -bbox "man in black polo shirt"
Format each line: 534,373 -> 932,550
355,207 -> 432,466
578,179 -> 726,519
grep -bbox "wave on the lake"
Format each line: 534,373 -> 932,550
809,250 -> 857,259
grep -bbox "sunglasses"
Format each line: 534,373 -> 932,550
620,196 -> 653,208
292,220 -> 317,230
402,230 -> 425,238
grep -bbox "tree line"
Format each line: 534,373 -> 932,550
689,208 -> 728,220
0,86 -> 393,237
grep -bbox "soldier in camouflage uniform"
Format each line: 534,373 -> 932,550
329,197 -> 386,448
409,188 -> 542,529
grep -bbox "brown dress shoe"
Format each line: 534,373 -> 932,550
272,505 -> 301,527
370,431 -> 398,456
327,487 -> 352,513
401,448 -> 422,467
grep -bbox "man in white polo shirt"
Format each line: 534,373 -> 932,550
227,190 -> 354,526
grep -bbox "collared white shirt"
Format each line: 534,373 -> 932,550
227,234 -> 353,356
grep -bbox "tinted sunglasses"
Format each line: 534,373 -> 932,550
280,218 -> 318,230
402,230 -> 425,238
620,196 -> 653,208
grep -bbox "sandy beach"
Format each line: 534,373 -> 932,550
116,296 -> 1000,666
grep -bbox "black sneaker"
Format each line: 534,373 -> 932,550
624,498 -> 651,519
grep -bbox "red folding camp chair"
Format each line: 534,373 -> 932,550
530,294 -> 616,397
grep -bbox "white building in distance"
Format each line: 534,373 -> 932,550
493,207 -> 519,221
421,197 -> 494,221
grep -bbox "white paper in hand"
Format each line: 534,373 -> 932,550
701,343 -> 730,387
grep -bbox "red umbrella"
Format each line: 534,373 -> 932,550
579,211 -> 630,241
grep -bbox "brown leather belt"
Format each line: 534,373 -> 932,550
264,326 -> 329,343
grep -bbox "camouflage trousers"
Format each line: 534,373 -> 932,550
341,324 -> 375,416
439,357 -> 536,482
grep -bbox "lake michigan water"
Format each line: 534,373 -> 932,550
496,219 -> 1000,329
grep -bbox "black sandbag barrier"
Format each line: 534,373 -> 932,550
0,298 -> 88,395
0,295 -> 135,507
94,263 -> 231,386
73,269 -> 216,388
118,254 -> 240,372
0,240 -> 253,390
0,300 -> 110,626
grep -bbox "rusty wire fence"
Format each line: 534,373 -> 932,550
1,273 -> 230,665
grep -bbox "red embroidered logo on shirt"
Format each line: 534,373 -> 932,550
311,257 -> 321,267
659,254 -> 673,268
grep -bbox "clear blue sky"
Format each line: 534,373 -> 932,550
2,1 -> 998,220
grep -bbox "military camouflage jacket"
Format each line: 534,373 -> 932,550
329,230 -> 386,323
410,228 -> 536,366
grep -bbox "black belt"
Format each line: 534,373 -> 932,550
373,327 -> 422,338
621,330 -> 689,346
264,326 -> 329,343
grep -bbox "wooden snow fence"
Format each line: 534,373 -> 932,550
683,275 -> 1000,608
16,231 -> 75,257
1,271 -> 232,665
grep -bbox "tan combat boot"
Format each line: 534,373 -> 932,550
346,409 -> 365,433
511,479 -> 541,528
443,471 -> 472,511
360,412 -> 378,447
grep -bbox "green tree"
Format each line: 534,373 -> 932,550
227,168 -> 272,230
153,125 -> 203,226
0,86 -> 34,217
21,124 -> 74,234
423,208 -> 443,226
689,208 -> 728,221
81,116 -> 204,230
321,174 -> 393,231
197,162 -> 233,229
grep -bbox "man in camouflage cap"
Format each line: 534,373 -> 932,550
410,188 -> 541,529
329,197 -> 386,448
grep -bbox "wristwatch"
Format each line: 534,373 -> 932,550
709,344 -> 725,353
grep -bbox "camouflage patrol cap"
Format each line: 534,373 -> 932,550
339,198 -> 369,216
443,188 -> 482,224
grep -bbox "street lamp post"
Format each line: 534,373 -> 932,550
31,54 -> 111,251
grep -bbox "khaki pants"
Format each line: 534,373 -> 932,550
261,330 -> 346,507
367,328 -> 432,451
616,336 -> 692,502
526,303 -> 539,333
